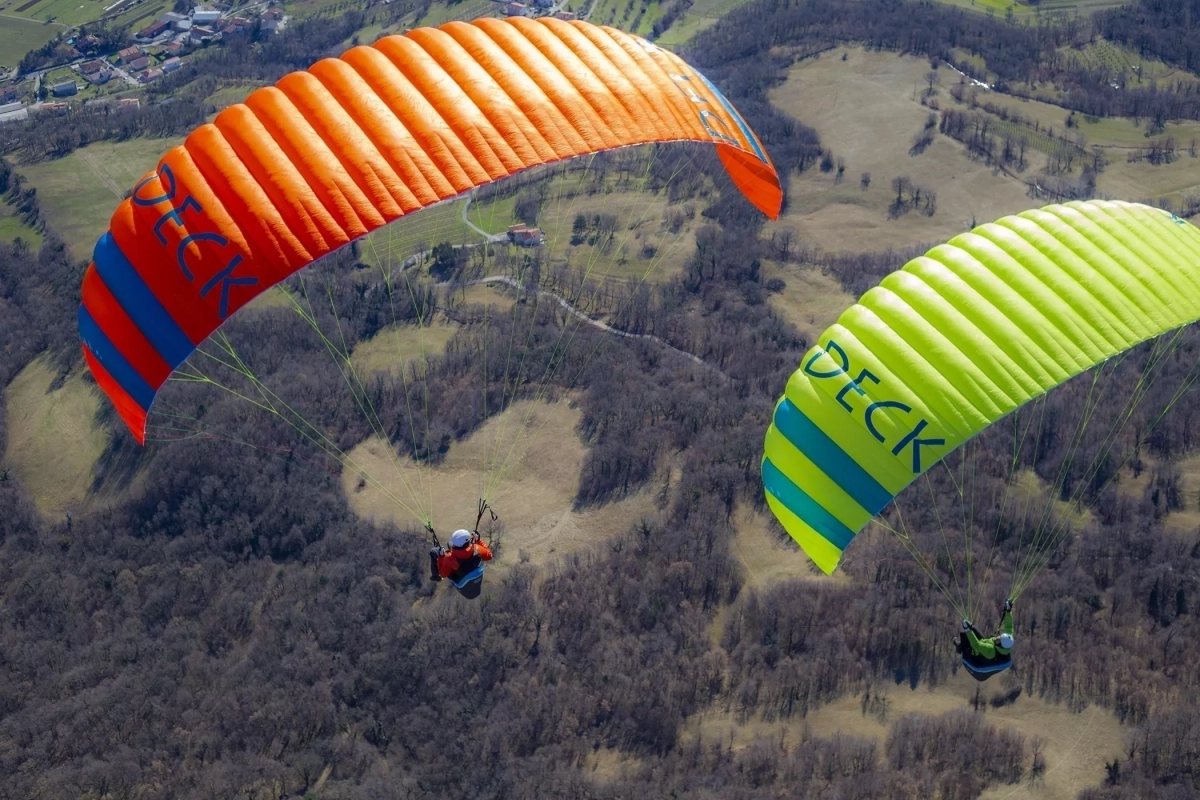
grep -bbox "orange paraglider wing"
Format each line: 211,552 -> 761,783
78,18 -> 782,443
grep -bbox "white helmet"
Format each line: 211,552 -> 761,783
998,633 -> 1014,649
449,529 -> 472,548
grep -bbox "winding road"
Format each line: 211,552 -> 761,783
438,274 -> 727,379
408,196 -> 726,378
460,193 -> 510,242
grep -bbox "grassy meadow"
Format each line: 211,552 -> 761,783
0,13 -> 59,66
16,136 -> 185,258
766,48 -> 1038,254
3,356 -> 107,517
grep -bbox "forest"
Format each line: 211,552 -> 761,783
2,0 -> 1200,797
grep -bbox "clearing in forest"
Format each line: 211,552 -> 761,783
731,506 -> 834,589
761,260 -> 853,345
342,399 -> 658,573
351,318 -> 460,378
3,356 -> 107,517
685,683 -> 1124,800
349,282 -> 518,376
0,204 -> 41,246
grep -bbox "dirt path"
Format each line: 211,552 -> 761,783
443,274 -> 728,378
460,194 -> 508,242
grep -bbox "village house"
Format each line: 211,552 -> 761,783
136,19 -> 170,39
162,57 -> 182,73
506,224 -> 544,246
116,45 -> 142,64
226,15 -> 252,32
50,81 -> 77,97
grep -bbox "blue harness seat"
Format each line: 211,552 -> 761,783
962,651 -> 1012,681
448,563 -> 485,599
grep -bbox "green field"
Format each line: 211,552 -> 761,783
18,136 -> 185,258
359,199 -> 479,270
0,13 -> 59,66
1070,39 -> 1199,85
467,193 -> 517,232
933,0 -> 1127,17
3,0 -> 105,25
285,0 -> 355,19
655,0 -> 750,44
654,13 -> 718,45
359,161 -> 708,286
0,210 -> 42,246
986,116 -> 1089,163
586,0 -> 667,36
415,0 -> 496,26
0,0 -> 166,36
204,83 -> 261,113
971,90 -> 1200,149
107,0 -> 170,29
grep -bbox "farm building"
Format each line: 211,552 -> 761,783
136,20 -> 169,39
507,224 -> 544,246
192,7 -> 221,24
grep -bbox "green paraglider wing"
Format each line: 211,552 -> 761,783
763,200 -> 1200,574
